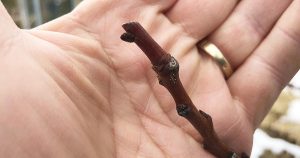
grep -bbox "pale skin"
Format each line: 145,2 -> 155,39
0,0 -> 300,157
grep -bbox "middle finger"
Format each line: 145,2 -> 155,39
206,0 -> 292,69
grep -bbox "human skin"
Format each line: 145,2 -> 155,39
0,0 -> 299,158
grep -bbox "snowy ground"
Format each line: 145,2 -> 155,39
251,71 -> 300,158
251,129 -> 300,158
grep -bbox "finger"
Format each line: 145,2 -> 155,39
0,2 -> 19,41
36,0 -> 176,32
208,0 -> 292,68
229,0 -> 300,128
165,0 -> 239,40
72,0 -> 176,16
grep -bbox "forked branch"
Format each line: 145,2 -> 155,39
121,22 -> 249,158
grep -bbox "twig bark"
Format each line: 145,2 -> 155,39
121,22 -> 249,158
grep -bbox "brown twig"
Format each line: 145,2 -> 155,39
121,22 -> 249,158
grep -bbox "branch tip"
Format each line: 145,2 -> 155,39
122,22 -> 140,32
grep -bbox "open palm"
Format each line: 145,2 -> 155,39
1,0 -> 300,158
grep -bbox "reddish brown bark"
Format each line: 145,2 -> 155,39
121,22 -> 249,158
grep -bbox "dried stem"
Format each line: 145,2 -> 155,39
121,22 -> 249,158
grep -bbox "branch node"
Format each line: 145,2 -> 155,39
167,57 -> 179,72
176,104 -> 191,117
153,55 -> 179,85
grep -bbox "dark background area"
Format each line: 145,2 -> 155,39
2,0 -> 81,28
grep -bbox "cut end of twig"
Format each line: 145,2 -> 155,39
122,22 -> 140,32
121,22 -> 166,65
120,32 -> 135,43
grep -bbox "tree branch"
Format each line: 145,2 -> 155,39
121,22 -> 249,158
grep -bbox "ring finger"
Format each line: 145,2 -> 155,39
165,0 -> 239,40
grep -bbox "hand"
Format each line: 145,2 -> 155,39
0,0 -> 299,157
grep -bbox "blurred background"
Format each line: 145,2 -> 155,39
2,0 -> 300,157
2,0 -> 82,28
